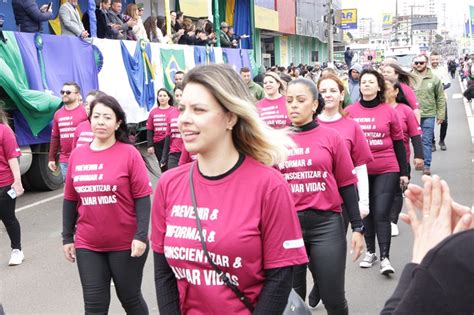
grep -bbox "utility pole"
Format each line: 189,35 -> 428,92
393,0 -> 398,46
328,0 -> 334,62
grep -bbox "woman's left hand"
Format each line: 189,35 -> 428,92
351,232 -> 365,262
400,176 -> 409,188
131,239 -> 147,257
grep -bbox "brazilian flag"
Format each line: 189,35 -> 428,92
160,48 -> 186,91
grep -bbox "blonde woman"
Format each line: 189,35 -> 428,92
256,72 -> 291,129
151,64 -> 308,314
125,3 -> 148,41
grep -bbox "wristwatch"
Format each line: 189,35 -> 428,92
353,226 -> 365,235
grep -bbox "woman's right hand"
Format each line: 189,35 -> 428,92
63,244 -> 76,263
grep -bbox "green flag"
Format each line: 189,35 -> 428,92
0,32 -> 61,135
160,48 -> 186,91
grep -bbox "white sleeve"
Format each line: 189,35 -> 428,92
354,164 -> 370,218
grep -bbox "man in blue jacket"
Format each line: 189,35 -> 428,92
12,0 -> 53,33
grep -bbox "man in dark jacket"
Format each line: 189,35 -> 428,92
344,47 -> 354,68
12,0 -> 53,33
82,0 -> 111,39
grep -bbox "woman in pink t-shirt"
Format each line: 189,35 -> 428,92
381,62 -> 420,122
256,72 -> 291,129
151,64 -> 308,314
278,78 -> 364,313
317,73 -> 374,222
146,88 -> 175,172
385,79 -> 424,236
62,95 -> 153,314
160,85 -> 185,171
0,109 -> 25,266
345,69 -> 409,276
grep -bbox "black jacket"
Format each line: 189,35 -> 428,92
12,0 -> 53,33
381,229 -> 474,314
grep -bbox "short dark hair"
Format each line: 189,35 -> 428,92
175,71 -> 184,76
101,0 -> 110,4
176,11 -> 183,19
174,83 -> 184,93
112,0 -> 121,4
430,51 -> 441,56
63,81 -> 81,93
240,67 -> 250,73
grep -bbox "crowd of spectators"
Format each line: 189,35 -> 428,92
12,0 -> 244,48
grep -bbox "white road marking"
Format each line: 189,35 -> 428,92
452,93 -> 463,99
15,193 -> 64,213
458,77 -> 474,140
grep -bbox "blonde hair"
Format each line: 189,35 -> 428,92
126,3 -> 139,20
264,71 -> 286,95
183,64 -> 294,166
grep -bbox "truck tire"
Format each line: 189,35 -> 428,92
22,144 -> 64,191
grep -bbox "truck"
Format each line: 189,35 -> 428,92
0,6 -> 254,191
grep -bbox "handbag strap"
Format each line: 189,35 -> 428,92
189,163 -> 255,312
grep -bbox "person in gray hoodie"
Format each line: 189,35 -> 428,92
348,63 -> 362,104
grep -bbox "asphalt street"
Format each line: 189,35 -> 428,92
1,75 -> 472,315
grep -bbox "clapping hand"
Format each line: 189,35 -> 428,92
400,175 -> 472,264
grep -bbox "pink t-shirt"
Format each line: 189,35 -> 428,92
178,148 -> 197,166
51,105 -> 88,162
345,102 -> 404,175
256,96 -> 291,129
278,126 -> 357,212
72,120 -> 93,149
400,83 -> 419,110
64,142 -> 153,251
146,106 -> 175,143
151,157 -> 308,314
317,116 -> 374,167
0,125 -> 21,187
394,104 -> 422,161
166,108 -> 184,154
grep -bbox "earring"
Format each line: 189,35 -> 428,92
227,127 -> 233,131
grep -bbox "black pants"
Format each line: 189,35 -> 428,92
167,152 -> 181,170
365,172 -> 399,259
0,185 -> 21,250
76,247 -> 149,315
293,210 -> 348,315
433,105 -> 448,143
153,140 -> 167,172
391,165 -> 411,224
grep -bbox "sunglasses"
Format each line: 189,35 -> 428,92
60,90 -> 76,95
414,61 -> 426,65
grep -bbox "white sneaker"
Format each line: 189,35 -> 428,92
391,223 -> 399,237
8,249 -> 24,266
359,252 -> 378,268
380,258 -> 395,275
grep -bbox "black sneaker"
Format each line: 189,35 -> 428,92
308,284 -> 321,309
431,143 -> 437,152
439,141 -> 447,151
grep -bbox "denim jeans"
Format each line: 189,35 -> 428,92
59,162 -> 68,181
421,117 -> 435,168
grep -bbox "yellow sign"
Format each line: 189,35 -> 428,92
339,9 -> 357,30
179,0 -> 209,18
254,6 -> 279,31
383,13 -> 393,28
